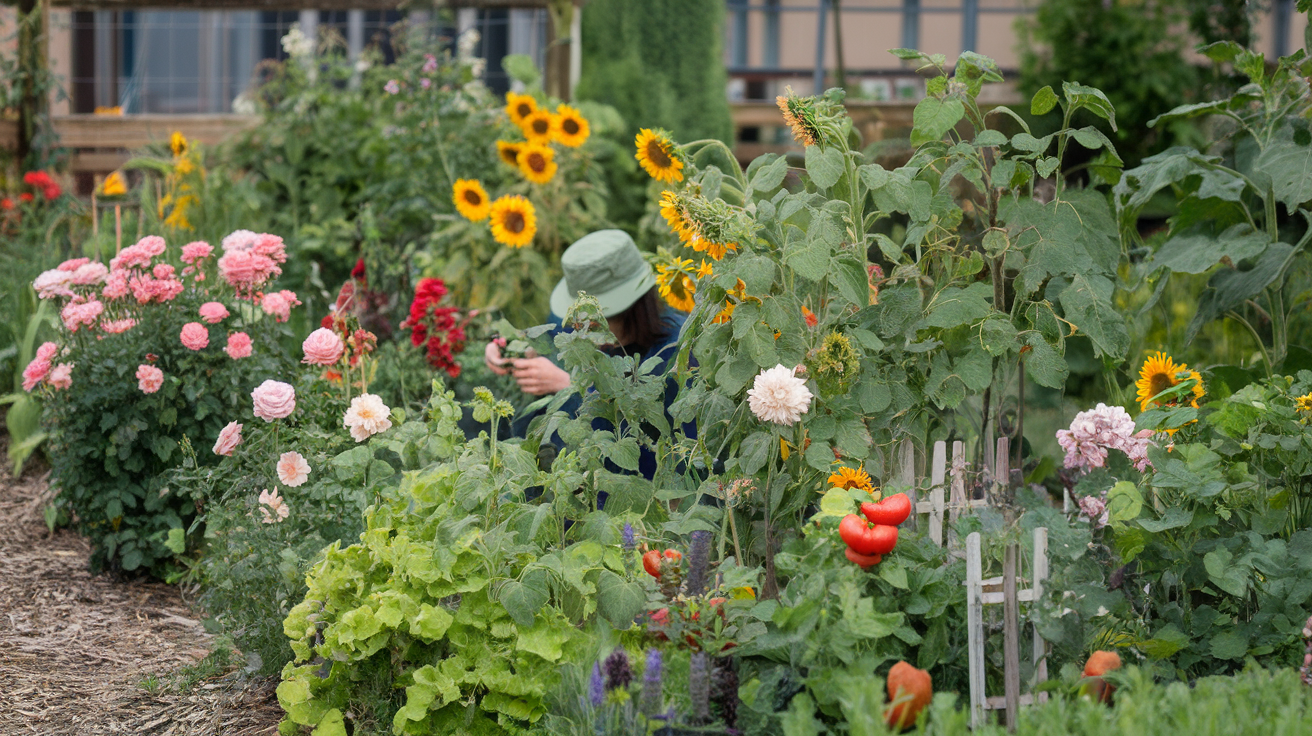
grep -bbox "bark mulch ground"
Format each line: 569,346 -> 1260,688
0,454 -> 283,735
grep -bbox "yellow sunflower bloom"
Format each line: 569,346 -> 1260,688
635,128 -> 684,183
656,258 -> 696,312
505,92 -> 538,125
828,465 -> 873,492
1294,393 -> 1312,412
496,140 -> 523,168
554,104 -> 590,147
1135,351 -> 1205,412
100,171 -> 127,196
488,195 -> 537,248
516,142 -> 558,184
520,109 -> 557,143
696,260 -> 714,279
659,190 -> 694,243
452,179 -> 491,221
170,131 -> 188,158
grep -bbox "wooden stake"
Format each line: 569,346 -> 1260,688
91,185 -> 98,238
929,440 -> 946,546
1032,527 -> 1050,703
1003,543 -> 1020,732
966,531 -> 985,729
114,205 -> 122,253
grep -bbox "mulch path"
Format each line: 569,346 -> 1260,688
0,452 -> 284,735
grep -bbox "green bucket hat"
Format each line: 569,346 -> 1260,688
550,229 -> 656,318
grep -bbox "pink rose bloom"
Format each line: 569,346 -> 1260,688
199,302 -> 230,324
276,451 -> 311,487
152,263 -> 176,280
102,270 -> 130,300
343,393 -> 392,442
36,342 -> 58,362
70,262 -> 109,286
61,299 -> 104,332
180,241 -> 213,263
101,318 -> 137,334
22,357 -> 50,391
302,327 -> 345,365
218,250 -> 280,294
225,332 -> 253,359
110,236 -> 166,271
260,290 -> 300,323
58,257 -> 90,272
213,420 -> 243,456
136,364 -> 164,394
251,234 -> 287,264
258,489 -> 289,523
180,322 -> 210,350
34,269 -> 75,299
221,230 -> 259,252
251,379 -> 296,421
47,363 -> 73,390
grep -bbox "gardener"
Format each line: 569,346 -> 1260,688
484,229 -> 693,481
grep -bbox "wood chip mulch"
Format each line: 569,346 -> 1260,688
0,454 -> 284,735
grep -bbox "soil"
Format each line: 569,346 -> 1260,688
0,453 -> 283,735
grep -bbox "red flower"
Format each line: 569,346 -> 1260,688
42,184 -> 61,200
401,277 -> 466,376
351,258 -> 367,281
23,171 -> 52,187
1,198 -> 13,211
19,193 -> 33,203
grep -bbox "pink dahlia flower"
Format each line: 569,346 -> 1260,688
61,299 -> 104,332
136,364 -> 164,394
58,257 -> 90,272
36,342 -> 58,362
102,270 -> 130,300
213,420 -> 243,456
180,322 -> 209,350
225,332 -> 253,359
251,379 -> 296,421
199,302 -> 230,324
34,269 -> 75,299
301,327 -> 345,365
261,290 -> 300,323
101,318 -> 137,334
47,363 -> 73,390
70,262 -> 109,286
22,357 -> 50,391
180,241 -> 214,263
276,451 -> 311,487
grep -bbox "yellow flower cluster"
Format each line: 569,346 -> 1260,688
497,93 -> 590,185
451,178 -> 537,248
159,130 -> 202,231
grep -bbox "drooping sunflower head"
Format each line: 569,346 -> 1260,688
170,131 -> 188,158
452,179 -> 491,221
776,88 -> 822,147
1135,351 -> 1205,411
656,257 -> 696,312
635,128 -> 684,183
554,104 -> 590,147
659,190 -> 695,243
695,238 -> 738,261
505,92 -> 538,125
828,465 -> 873,492
520,109 -> 558,143
516,143 -> 557,184
496,140 -> 523,167
488,194 -> 537,248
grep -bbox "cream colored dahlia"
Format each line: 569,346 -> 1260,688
747,364 -> 813,426
343,393 -> 393,442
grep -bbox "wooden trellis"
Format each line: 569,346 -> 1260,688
906,437 -> 1009,548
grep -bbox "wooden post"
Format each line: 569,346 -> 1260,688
1032,527 -> 1049,703
545,0 -> 574,101
929,440 -> 946,546
896,438 -> 916,510
966,531 -> 986,729
114,205 -> 122,253
948,440 -> 966,546
1003,543 -> 1020,732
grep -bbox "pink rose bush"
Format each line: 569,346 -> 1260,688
258,489 -> 289,524
1056,403 -> 1154,473
47,363 -> 72,390
136,364 -> 164,394
301,328 -> 345,365
252,380 -> 296,421
226,332 -> 253,359
261,290 -> 300,323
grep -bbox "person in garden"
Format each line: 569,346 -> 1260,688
483,229 -> 693,480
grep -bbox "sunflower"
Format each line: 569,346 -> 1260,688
695,260 -> 714,279
170,131 -> 188,158
516,143 -> 557,184
554,104 -> 590,147
776,90 -> 821,146
496,140 -> 523,167
505,92 -> 538,125
520,109 -> 557,143
635,129 -> 684,183
693,238 -> 737,261
99,171 -> 127,197
1135,351 -> 1205,412
659,190 -> 694,242
488,195 -> 537,248
828,465 -> 874,492
1295,393 -> 1312,413
452,179 -> 491,221
656,258 -> 696,312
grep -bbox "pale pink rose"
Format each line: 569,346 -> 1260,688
137,235 -> 167,257
260,290 -> 300,323
276,451 -> 311,487
225,332 -> 253,359
61,300 -> 104,332
258,489 -> 289,524
251,379 -> 296,421
136,364 -> 164,394
109,236 -> 166,271
343,393 -> 392,442
152,263 -> 176,280
102,270 -> 130,300
213,421 -> 243,456
180,322 -> 209,350
22,357 -> 50,391
58,257 -> 90,272
34,269 -> 75,299
251,234 -> 287,264
35,342 -> 58,362
47,363 -> 72,390
180,241 -> 214,263
129,274 -> 185,303
101,318 -> 137,334
199,302 -> 230,324
218,250 -> 279,293
301,328 -> 345,365
70,262 -> 109,286
221,230 -> 259,252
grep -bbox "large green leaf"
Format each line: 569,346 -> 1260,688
920,282 -> 993,330
1203,548 -> 1250,597
1005,190 -> 1120,297
1059,274 -> 1128,358
1186,242 -> 1294,343
1149,223 -> 1269,274
596,570 -> 645,629
805,145 -> 845,190
910,97 -> 965,146
1253,135 -> 1312,210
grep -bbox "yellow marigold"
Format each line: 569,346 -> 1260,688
635,128 -> 684,183
1135,351 -> 1205,412
170,131 -> 188,158
828,465 -> 873,492
554,104 -> 590,147
496,140 -> 523,168
100,171 -> 127,197
520,109 -> 557,143
488,195 -> 537,248
517,142 -> 557,184
505,92 -> 538,125
174,156 -> 196,176
656,258 -> 696,312
452,179 -> 491,221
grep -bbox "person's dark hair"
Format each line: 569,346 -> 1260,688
611,287 -> 670,356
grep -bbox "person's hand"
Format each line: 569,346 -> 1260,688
512,357 -> 572,396
484,340 -> 510,375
